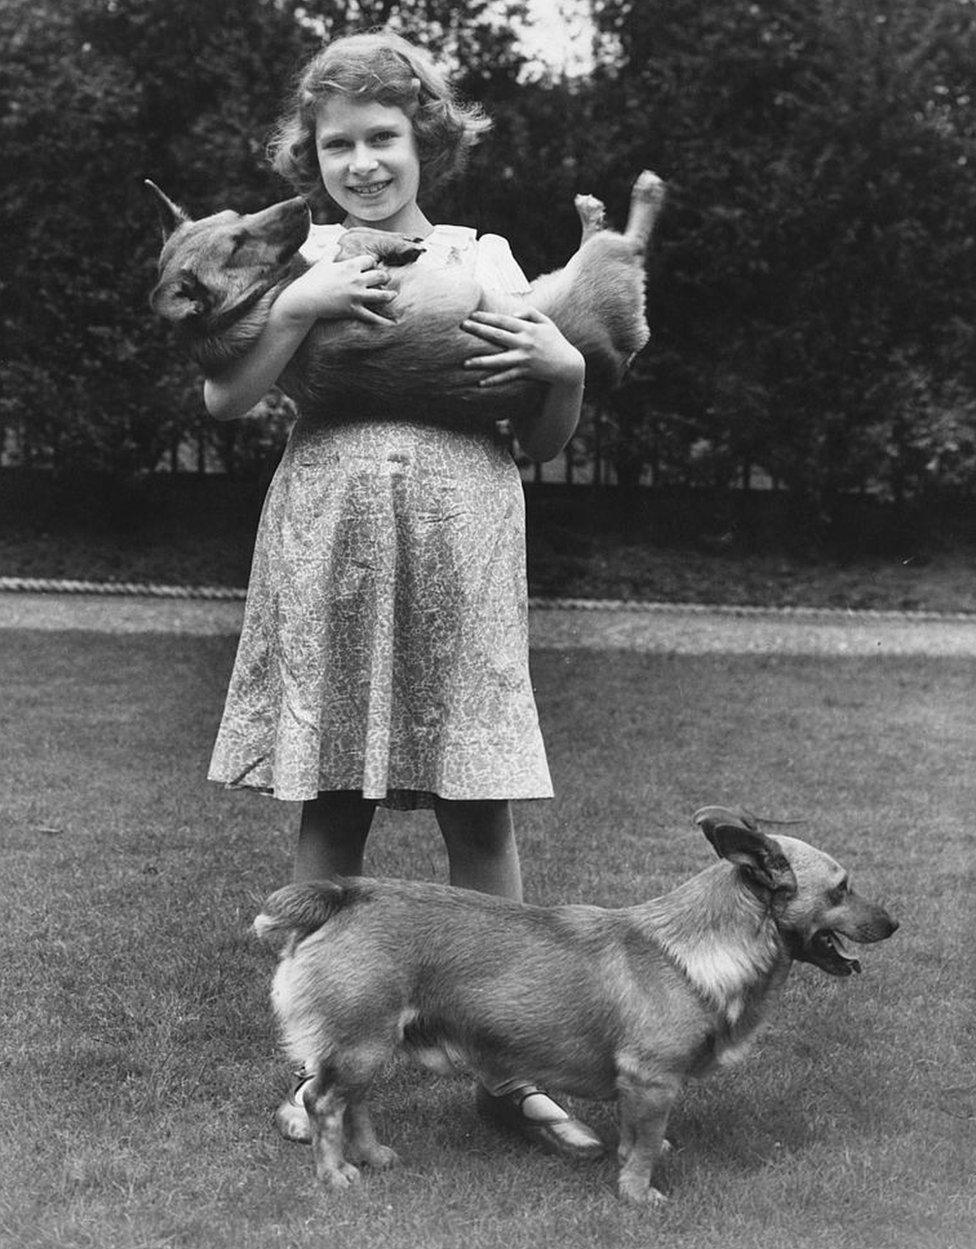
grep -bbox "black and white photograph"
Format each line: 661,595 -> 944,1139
2,2 -> 973,1246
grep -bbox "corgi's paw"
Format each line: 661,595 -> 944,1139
632,170 -> 666,209
618,1171 -> 669,1209
354,1143 -> 400,1170
574,193 -> 606,235
317,1159 -> 361,1191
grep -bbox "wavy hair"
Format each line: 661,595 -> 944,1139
269,31 -> 491,216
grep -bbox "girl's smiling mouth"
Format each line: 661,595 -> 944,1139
347,181 -> 392,198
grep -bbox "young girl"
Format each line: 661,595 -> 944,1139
205,30 -> 603,1161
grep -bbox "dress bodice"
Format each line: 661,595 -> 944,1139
301,222 -> 532,296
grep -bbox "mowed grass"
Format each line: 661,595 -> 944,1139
0,632 -> 973,1249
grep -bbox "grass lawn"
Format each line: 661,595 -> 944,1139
0,632 -> 973,1248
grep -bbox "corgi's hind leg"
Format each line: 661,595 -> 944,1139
304,1044 -> 398,1189
345,1101 -> 400,1170
623,171 -> 667,256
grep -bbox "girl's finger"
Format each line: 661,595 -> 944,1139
464,349 -> 522,370
361,288 -> 397,303
461,319 -> 522,346
477,367 -> 527,388
465,307 -> 547,330
332,255 -> 373,276
353,306 -> 395,325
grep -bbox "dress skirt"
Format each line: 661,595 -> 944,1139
208,416 -> 553,807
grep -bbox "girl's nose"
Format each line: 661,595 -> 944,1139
349,144 -> 379,174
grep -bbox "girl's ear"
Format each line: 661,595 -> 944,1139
145,179 -> 189,241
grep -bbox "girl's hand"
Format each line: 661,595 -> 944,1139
461,308 -> 585,389
276,256 -> 396,328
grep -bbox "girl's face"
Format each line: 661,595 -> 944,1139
314,96 -> 428,234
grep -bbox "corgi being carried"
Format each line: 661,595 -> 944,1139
146,172 -> 665,424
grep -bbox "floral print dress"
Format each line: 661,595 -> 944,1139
207,223 -> 553,809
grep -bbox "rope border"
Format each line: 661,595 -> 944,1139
2,575 -> 975,622
0,576 -> 246,601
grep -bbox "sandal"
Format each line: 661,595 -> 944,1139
476,1084 -> 605,1161
273,1070 -> 313,1144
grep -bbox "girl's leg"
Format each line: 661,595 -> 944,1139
433,797 -> 604,1162
294,789 -> 377,882
432,797 -> 523,899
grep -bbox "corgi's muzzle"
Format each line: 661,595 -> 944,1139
788,897 -> 898,976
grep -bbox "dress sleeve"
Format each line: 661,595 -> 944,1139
474,233 -> 533,296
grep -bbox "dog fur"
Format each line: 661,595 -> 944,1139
253,805 -> 897,1206
146,172 -> 665,423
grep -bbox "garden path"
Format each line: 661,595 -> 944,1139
2,590 -> 975,656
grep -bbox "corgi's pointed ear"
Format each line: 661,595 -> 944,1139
145,179 -> 190,240
694,807 -> 797,898
149,269 -> 211,324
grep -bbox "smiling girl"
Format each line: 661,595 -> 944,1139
204,30 -> 601,1162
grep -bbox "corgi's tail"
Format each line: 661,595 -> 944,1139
253,880 -> 349,948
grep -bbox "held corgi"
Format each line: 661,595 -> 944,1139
146,172 -> 665,422
254,806 -> 897,1206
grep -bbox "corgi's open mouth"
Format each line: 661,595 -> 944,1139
808,929 -> 862,976
786,926 -> 863,976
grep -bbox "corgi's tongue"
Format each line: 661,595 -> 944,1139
817,931 -> 861,973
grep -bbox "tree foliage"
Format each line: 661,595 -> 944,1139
590,0 -> 976,509
3,0 -> 976,525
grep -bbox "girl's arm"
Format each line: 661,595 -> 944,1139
204,256 -> 395,422
461,308 -> 585,462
